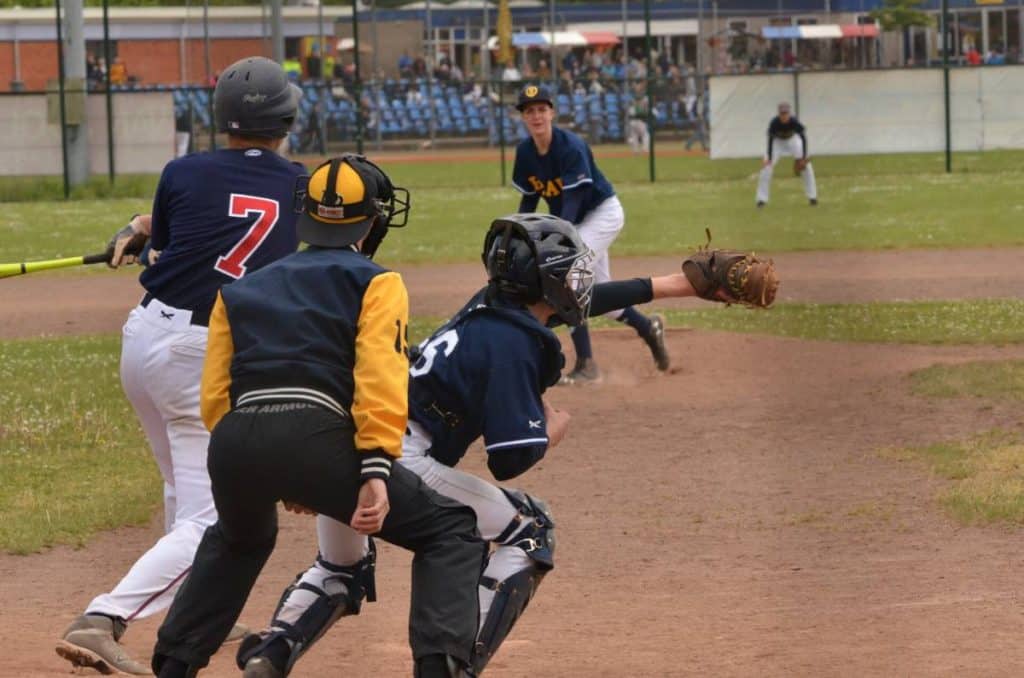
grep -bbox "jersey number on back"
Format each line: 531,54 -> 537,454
409,329 -> 459,377
215,194 -> 281,279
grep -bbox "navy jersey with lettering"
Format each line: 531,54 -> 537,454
407,290 -> 563,470
512,126 -> 614,225
767,115 -> 807,158
139,148 -> 305,324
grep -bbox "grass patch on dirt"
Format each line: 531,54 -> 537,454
5,150 -> 1024,265
883,431 -> 1024,526
0,336 -> 159,554
660,300 -> 1024,345
910,360 -> 1024,401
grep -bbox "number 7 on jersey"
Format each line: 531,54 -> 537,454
215,193 -> 281,279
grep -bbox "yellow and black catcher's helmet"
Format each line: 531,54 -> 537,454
297,154 -> 409,252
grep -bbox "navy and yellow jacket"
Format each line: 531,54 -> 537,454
200,246 -> 409,481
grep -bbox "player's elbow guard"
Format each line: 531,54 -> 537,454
487,443 -> 548,481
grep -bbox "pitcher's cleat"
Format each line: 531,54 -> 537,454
55,614 -> 151,675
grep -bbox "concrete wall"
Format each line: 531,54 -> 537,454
710,66 -> 1024,158
0,91 -> 173,176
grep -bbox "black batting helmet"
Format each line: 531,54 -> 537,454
483,214 -> 594,326
214,56 -> 301,138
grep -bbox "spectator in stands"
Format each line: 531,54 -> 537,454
307,46 -> 323,79
684,89 -> 708,152
562,50 -> 579,78
435,63 -> 452,83
302,100 -> 327,155
627,83 -> 649,153
360,91 -> 378,132
558,69 -> 575,95
398,50 -> 413,77
109,57 -> 128,86
413,56 -> 427,78
463,73 -> 483,103
450,62 -> 464,83
174,103 -> 193,158
985,46 -> 1006,65
657,49 -> 671,76
283,55 -> 303,80
965,45 -> 982,66
323,49 -> 336,82
782,47 -> 796,69
502,62 -> 522,82
586,67 -> 605,95
86,54 -> 103,89
536,58 -> 551,81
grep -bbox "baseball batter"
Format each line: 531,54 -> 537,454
55,56 -> 304,676
756,101 -> 818,207
238,214 -> 778,677
512,83 -> 669,384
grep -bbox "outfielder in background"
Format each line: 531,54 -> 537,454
756,101 -> 818,208
238,213 -> 778,678
55,56 -> 304,675
511,83 -> 669,384
152,155 -> 486,678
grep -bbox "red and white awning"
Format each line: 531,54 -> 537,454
486,30 -> 620,50
761,23 -> 879,40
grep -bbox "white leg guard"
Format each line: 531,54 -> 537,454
236,544 -> 377,675
471,490 -> 555,675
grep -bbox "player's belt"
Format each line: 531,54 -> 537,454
141,292 -> 211,327
236,387 -> 350,420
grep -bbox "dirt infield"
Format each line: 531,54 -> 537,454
4,248 -> 1024,340
3,254 -> 1024,676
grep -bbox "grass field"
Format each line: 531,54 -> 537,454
4,150 -> 1024,265
911,359 -> 1024,401
884,431 -> 1024,526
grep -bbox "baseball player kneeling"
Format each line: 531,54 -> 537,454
150,155 -> 487,678
238,216 -> 779,677
756,101 -> 818,207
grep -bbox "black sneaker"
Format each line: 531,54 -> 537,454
559,357 -> 601,385
642,314 -> 670,371
809,198 -> 818,206
756,201 -> 766,208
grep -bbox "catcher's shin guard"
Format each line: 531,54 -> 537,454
237,544 -> 377,675
471,490 -> 555,675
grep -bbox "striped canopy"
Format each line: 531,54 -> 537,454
761,23 -> 879,40
486,30 -> 620,49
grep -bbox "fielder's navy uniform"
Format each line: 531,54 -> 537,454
512,127 -> 614,225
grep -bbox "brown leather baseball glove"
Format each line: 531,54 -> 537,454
682,229 -> 779,308
793,157 -> 809,175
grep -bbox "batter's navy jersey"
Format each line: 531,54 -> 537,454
139,148 -> 305,323
512,127 -> 614,225
408,290 -> 563,468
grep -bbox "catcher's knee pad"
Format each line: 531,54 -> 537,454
471,491 -> 555,675
236,542 -> 377,675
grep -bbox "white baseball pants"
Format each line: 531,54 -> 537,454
627,119 -> 649,153
315,421 -> 533,631
86,299 -> 217,621
756,135 -> 817,203
576,195 -> 626,319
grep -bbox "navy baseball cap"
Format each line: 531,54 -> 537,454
516,83 -> 554,111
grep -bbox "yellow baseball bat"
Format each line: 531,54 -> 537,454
0,248 -> 113,279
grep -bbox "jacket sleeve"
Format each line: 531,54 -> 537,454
200,292 -> 234,432
352,271 -> 410,481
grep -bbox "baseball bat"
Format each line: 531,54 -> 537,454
0,247 -> 113,279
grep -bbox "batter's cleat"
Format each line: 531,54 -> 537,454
559,357 -> 601,385
243,656 -> 285,678
642,314 -> 671,371
55,614 -> 151,675
756,201 -> 765,208
809,198 -> 818,206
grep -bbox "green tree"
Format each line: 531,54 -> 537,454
870,0 -> 932,32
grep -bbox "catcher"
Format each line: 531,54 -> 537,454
236,222 -> 777,678
756,101 -> 818,208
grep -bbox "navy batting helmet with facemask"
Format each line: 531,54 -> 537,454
483,213 -> 594,327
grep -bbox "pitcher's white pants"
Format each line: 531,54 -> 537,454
627,119 -> 649,153
756,135 -> 817,203
86,299 -> 217,621
315,421 -> 533,630
576,195 -> 626,320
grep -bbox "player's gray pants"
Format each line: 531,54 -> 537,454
756,135 -> 817,203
